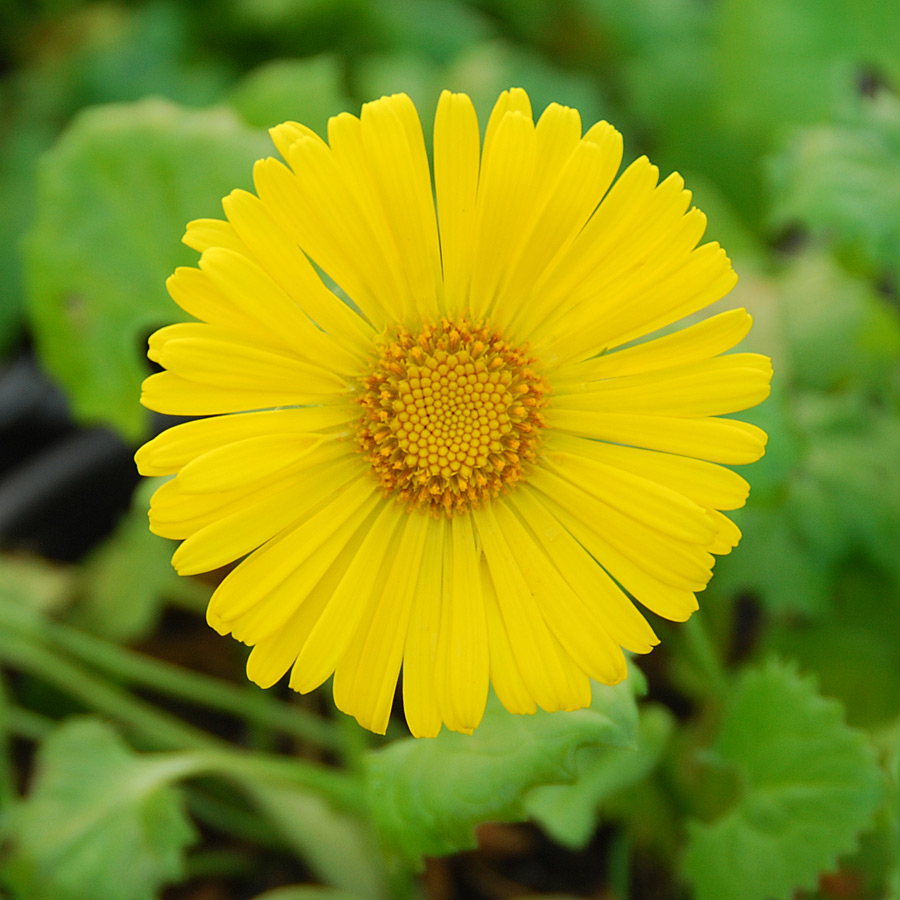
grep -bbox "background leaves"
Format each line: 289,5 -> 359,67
24,99 -> 268,438
366,680 -> 640,863
683,661 -> 884,900
2,717 -> 196,900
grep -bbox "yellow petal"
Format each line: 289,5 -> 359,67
434,514 -> 489,733
497,119 -> 624,331
149,454 -> 355,540
252,155 -> 394,329
546,432 -> 751,511
291,503 -> 405,694
232,510 -> 370,648
175,434 -> 340,494
506,489 -> 659,654
549,408 -> 768,465
359,94 -> 442,321
475,503 -> 585,712
209,479 -> 381,630
245,613 -> 308,689
434,90 -> 480,318
165,266 -> 279,346
482,88 -> 532,163
530,464 -> 713,591
221,188 -> 374,356
541,450 -> 718,545
529,156 -> 661,331
491,500 -> 629,685
268,119 -> 321,160
402,516 -> 447,738
558,308 -> 754,383
135,406 -> 354,477
332,512 -> 431,734
182,218 -> 246,254
526,487 -> 700,622
707,509 -> 742,555
172,460 -> 367,576
467,110 -> 536,321
553,353 -> 773,418
198,246 -> 361,375
155,334 -> 348,396
544,242 -> 739,366
481,567 -> 537,716
140,371 -> 338,416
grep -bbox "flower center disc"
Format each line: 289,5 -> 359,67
357,318 -> 549,516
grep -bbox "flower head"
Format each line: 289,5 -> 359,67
136,88 -> 772,736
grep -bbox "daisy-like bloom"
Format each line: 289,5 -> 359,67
136,88 -> 771,737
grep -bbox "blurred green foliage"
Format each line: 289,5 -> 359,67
2,0 -> 900,899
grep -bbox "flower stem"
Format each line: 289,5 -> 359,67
0,596 -> 338,750
0,624 -> 217,750
47,617 -> 339,750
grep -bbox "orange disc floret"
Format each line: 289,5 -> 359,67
357,317 -> 549,516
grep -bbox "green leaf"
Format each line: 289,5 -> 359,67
683,660 -> 883,900
526,704 -> 673,850
230,56 -> 354,136
769,93 -> 900,280
24,98 -> 269,439
2,717 -> 196,900
365,676 -> 640,864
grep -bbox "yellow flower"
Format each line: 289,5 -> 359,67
136,89 -> 771,737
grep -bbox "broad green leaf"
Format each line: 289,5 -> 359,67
365,676 -> 640,864
230,56 -> 354,136
769,93 -> 900,280
683,660 -> 883,900
24,98 -> 269,439
526,704 -> 673,850
0,3 -> 229,360
2,717 -> 196,900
